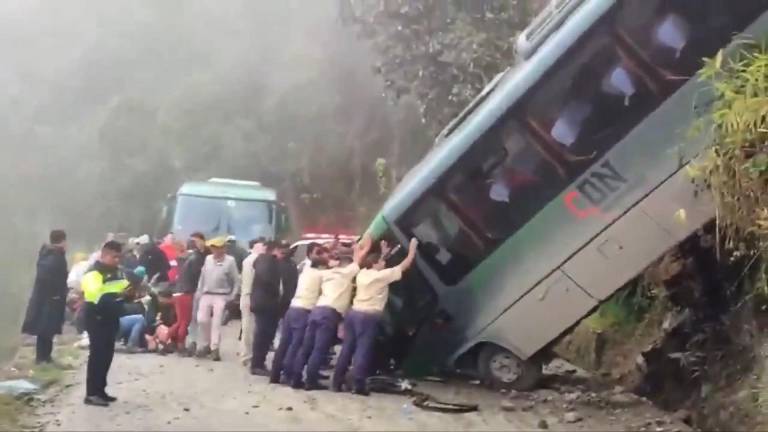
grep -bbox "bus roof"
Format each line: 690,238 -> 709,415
376,0 -> 612,222
178,180 -> 277,202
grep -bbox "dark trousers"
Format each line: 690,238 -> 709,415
291,306 -> 341,386
35,335 -> 54,363
333,310 -> 381,389
251,308 -> 280,369
85,310 -> 118,398
270,307 -> 310,382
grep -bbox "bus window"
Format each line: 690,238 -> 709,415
444,120 -> 566,243
617,0 -> 767,84
399,195 -> 484,285
523,20 -> 662,166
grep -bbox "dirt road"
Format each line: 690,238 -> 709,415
35,324 -> 690,431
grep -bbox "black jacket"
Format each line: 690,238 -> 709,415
226,243 -> 248,273
21,245 -> 68,337
278,258 -> 299,317
250,254 -> 281,314
177,249 -> 207,294
139,244 -> 170,283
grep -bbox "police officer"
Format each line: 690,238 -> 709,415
82,240 -> 141,407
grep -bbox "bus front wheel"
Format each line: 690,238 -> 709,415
478,345 -> 542,391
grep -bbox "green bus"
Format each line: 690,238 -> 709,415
157,178 -> 289,244
370,0 -> 768,390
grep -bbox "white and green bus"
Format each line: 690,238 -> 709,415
369,0 -> 768,390
157,178 -> 290,245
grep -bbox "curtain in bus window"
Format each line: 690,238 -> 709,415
601,66 -> 636,106
551,100 -> 592,147
617,0 -> 767,84
524,23 -> 661,167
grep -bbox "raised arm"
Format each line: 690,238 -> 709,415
397,238 -> 419,272
353,233 -> 373,267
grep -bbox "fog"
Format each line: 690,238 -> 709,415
0,0 -> 397,358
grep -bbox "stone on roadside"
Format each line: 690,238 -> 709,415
537,419 -> 549,429
563,411 -> 583,423
501,400 -> 517,412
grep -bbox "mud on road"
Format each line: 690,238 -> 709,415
34,324 -> 691,431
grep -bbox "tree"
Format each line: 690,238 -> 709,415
340,0 -> 545,134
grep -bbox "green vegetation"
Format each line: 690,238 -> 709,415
0,394 -> 27,431
695,44 -> 768,252
585,279 -> 658,333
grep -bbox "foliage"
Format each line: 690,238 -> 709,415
585,277 -> 658,332
697,45 -> 768,251
340,0 -> 545,134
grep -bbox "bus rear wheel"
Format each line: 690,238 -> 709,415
478,345 -> 542,391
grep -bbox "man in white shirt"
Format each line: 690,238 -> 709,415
238,239 -> 266,366
269,245 -> 329,384
290,235 -> 372,391
332,238 -> 418,395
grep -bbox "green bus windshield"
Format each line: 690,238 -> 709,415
172,194 -> 275,242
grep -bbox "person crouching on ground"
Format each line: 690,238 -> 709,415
269,245 -> 330,384
195,237 -> 239,361
290,234 -> 372,390
22,229 -> 69,365
117,267 -> 149,353
332,238 -> 418,395
144,288 -> 177,353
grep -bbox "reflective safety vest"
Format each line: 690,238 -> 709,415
81,268 -> 129,304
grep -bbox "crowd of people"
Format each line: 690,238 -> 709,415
21,227 -> 419,407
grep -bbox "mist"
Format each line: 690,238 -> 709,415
0,0 -> 416,358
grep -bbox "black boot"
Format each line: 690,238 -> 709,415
353,380 -> 370,396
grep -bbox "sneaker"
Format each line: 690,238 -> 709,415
83,395 -> 110,407
250,367 -> 269,377
188,342 -> 197,353
211,349 -> 221,362
162,344 -> 176,355
126,346 -> 146,354
352,387 -> 370,396
101,393 -> 117,402
304,381 -> 329,391
353,379 -> 369,396
196,346 -> 211,359
290,380 -> 305,390
318,372 -> 330,380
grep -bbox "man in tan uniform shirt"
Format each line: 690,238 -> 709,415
332,238 -> 418,395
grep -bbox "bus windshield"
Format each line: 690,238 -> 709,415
172,194 -> 274,241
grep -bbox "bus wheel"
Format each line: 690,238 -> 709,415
478,345 -> 542,391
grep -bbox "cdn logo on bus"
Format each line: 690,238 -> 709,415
564,160 -> 628,219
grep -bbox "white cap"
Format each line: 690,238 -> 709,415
136,234 -> 151,245
226,235 -> 236,242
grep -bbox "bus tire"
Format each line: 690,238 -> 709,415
478,345 -> 542,391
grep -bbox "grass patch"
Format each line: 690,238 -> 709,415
584,279 -> 657,334
0,394 -> 27,431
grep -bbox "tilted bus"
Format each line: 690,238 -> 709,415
368,0 -> 768,390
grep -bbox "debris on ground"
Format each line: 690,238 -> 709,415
563,411 -> 583,423
0,379 -> 39,397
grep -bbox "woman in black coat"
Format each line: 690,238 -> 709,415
22,230 -> 69,364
